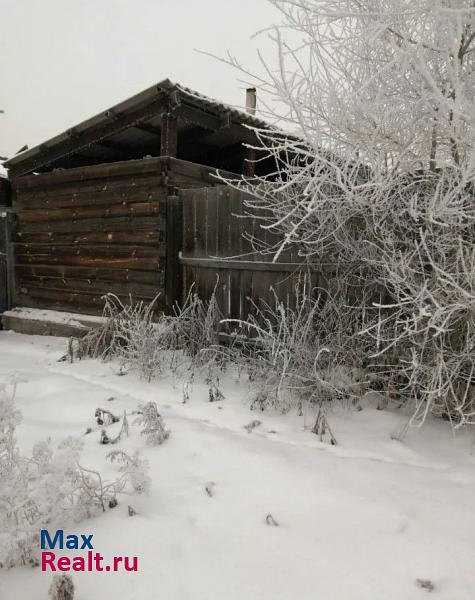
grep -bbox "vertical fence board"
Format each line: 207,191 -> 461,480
180,189 -> 195,305
165,195 -> 183,313
228,189 -> 244,322
203,188 -> 219,305
179,186 -> 323,322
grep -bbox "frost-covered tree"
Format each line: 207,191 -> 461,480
217,0 -> 475,428
0,386 -> 150,568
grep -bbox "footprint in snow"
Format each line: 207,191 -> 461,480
205,482 -> 215,497
416,578 -> 434,592
265,514 -> 279,527
244,420 -> 262,433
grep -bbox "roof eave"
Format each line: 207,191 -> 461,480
5,78 -> 274,177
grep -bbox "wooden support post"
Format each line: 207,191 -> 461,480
242,147 -> 256,177
6,210 -> 15,310
0,207 -> 15,313
0,209 -> 7,314
243,87 -> 257,177
165,195 -> 183,313
160,113 -> 178,157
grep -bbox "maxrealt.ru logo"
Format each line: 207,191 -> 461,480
40,530 -> 138,572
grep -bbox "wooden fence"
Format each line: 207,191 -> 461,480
3,181 -> 331,321
179,187 -> 323,320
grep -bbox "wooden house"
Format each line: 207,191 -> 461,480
4,79 -> 273,316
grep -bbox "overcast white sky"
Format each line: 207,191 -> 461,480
0,0 -> 279,162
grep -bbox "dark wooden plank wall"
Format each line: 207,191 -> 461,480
12,167 -> 167,315
180,187 -> 322,322
9,158 -> 234,316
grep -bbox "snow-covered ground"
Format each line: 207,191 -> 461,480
1,330 -> 474,600
3,307 -> 106,327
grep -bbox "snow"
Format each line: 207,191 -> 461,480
1,331 -> 474,600
3,307 -> 105,328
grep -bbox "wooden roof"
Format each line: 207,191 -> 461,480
6,79 -> 274,178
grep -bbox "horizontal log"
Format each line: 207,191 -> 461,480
15,253 -> 162,270
12,294 -> 105,316
12,157 -> 169,190
13,294 -> 104,316
15,288 -> 165,315
16,215 -> 165,235
16,276 -> 163,298
15,172 -> 165,199
15,183 -> 166,210
14,172 -> 164,195
14,242 -> 166,258
15,229 -> 164,246
2,314 -> 96,338
167,157 -> 238,182
12,156 -> 237,191
15,264 -> 165,285
17,286 -> 165,305
17,201 -> 162,223
167,174 -> 215,189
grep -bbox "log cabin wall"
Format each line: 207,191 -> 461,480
10,157 -> 226,315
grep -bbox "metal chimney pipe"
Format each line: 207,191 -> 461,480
245,88 -> 257,115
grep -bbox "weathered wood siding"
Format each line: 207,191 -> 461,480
9,157 -> 233,315
180,187 -> 322,321
12,163 -> 166,314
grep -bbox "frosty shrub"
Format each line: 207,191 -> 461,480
74,287 -> 224,381
49,574 -> 75,600
0,430 -> 84,568
107,450 -> 151,493
76,294 -> 165,380
76,449 -> 150,512
214,0 -> 475,430
0,386 -> 149,569
0,381 -> 22,478
225,283 -> 370,413
114,302 -> 168,382
135,402 -> 170,446
75,294 -> 130,360
169,284 -> 222,362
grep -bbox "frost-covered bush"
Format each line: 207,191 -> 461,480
49,574 -> 75,600
0,386 -> 149,569
169,285 -> 222,362
0,430 -> 84,568
225,284 -> 370,413
76,294 -> 166,380
107,450 -> 150,493
75,288 -> 223,381
135,402 -> 170,446
213,0 -> 475,430
0,382 -> 22,478
114,306 -> 168,382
